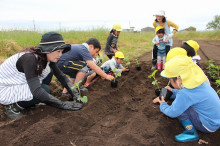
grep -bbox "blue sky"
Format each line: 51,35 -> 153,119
0,0 -> 219,31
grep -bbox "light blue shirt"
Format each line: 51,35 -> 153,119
160,82 -> 220,131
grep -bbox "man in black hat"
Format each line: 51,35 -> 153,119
57,38 -> 114,95
0,32 -> 82,119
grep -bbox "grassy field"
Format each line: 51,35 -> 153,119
0,29 -> 220,64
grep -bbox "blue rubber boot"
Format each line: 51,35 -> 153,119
175,120 -> 199,142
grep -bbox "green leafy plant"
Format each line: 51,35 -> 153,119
216,79 -> 220,94
112,68 -> 121,81
123,56 -> 131,68
96,55 -> 104,66
148,70 -> 160,90
134,58 -> 140,66
72,80 -> 88,103
206,59 -> 220,80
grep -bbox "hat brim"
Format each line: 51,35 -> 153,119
160,70 -> 174,78
38,42 -> 71,53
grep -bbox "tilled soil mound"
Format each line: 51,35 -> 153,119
0,40 -> 220,146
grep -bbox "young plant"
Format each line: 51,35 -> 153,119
112,68 -> 122,81
96,55 -> 104,66
123,56 -> 131,68
148,70 -> 160,90
72,80 -> 88,103
216,79 -> 220,94
134,58 -> 140,67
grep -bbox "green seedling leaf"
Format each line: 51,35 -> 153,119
77,96 -> 88,104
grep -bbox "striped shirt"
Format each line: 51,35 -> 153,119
0,52 -> 50,105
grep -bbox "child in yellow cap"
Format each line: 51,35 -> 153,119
181,40 -> 202,68
84,51 -> 129,86
104,24 -> 122,59
152,26 -> 169,70
153,55 -> 220,143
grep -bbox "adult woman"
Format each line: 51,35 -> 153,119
0,32 -> 82,119
151,10 -> 179,69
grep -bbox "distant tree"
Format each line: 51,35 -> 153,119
186,26 -> 196,31
206,15 -> 220,30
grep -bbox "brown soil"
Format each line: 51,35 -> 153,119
0,40 -> 220,146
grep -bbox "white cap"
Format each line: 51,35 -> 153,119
153,10 -> 165,17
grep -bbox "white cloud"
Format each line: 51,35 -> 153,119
0,0 -> 219,30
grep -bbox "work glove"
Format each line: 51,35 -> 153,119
69,86 -> 80,101
47,94 -> 82,111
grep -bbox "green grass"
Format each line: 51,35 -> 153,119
0,29 -> 220,63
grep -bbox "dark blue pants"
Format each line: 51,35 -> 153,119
178,107 -> 210,133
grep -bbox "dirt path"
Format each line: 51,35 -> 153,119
0,40 -> 219,146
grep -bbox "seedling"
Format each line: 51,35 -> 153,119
112,68 -> 122,81
72,80 -> 88,103
206,59 -> 220,82
134,58 -> 140,66
148,70 -> 160,90
134,58 -> 141,70
216,79 -> 220,94
124,56 -> 131,68
96,55 -> 104,66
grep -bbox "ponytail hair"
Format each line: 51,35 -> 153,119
20,47 -> 47,76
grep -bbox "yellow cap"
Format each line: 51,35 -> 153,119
155,26 -> 164,34
114,51 -> 124,59
166,47 -> 187,63
112,24 -> 122,31
185,40 -> 200,55
161,55 -> 206,89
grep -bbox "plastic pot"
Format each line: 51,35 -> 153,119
159,88 -> 173,101
136,66 -> 141,71
111,80 -> 118,88
155,88 -> 161,97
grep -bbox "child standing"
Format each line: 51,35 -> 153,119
104,24 -> 122,59
152,26 -> 169,70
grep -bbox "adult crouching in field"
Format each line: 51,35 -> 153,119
151,10 -> 179,70
0,32 -> 83,119
56,38 -> 114,95
104,24 -> 122,59
153,55 -> 220,142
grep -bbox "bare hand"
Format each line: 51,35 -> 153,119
153,96 -> 165,104
155,42 -> 159,46
122,68 -> 129,72
105,75 -> 114,81
165,86 -> 172,91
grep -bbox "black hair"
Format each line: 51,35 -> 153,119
155,17 -> 166,23
171,77 -> 178,82
20,47 -> 47,76
86,38 -> 101,50
157,29 -> 165,34
181,43 -> 195,57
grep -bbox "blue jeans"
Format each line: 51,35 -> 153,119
178,107 -> 210,133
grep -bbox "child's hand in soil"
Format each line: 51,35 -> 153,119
153,96 -> 165,104
122,68 -> 129,72
165,86 -> 172,91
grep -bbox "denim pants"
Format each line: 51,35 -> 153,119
178,107 -> 210,133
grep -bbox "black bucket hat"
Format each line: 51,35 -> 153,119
37,32 -> 71,53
